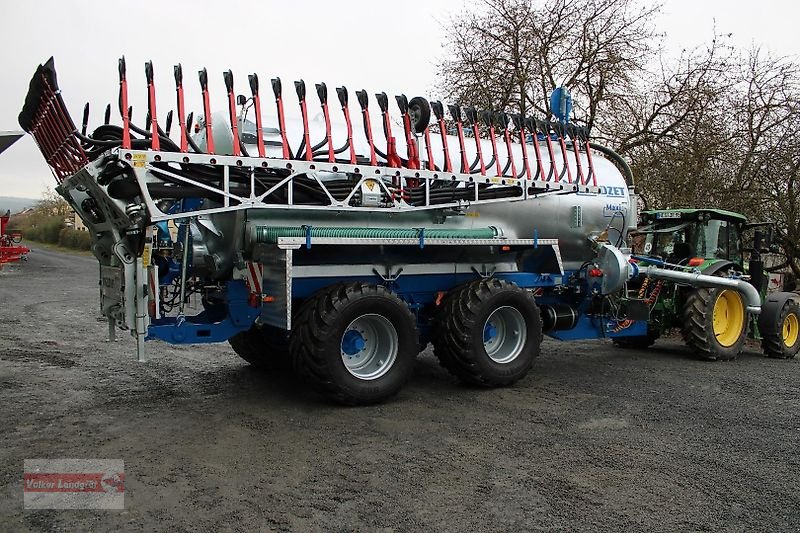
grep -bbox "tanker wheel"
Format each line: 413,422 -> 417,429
433,279 -> 542,387
761,299 -> 800,359
408,96 -> 431,133
681,287 -> 747,361
612,330 -> 660,350
229,322 -> 290,370
290,283 -> 418,405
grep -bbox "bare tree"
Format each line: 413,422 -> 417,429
734,52 -> 800,276
439,1 -> 800,273
615,37 -> 737,209
36,188 -> 72,218
625,48 -> 800,274
438,0 -> 659,129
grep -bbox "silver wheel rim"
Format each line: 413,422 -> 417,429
483,306 -> 527,364
340,314 -> 399,380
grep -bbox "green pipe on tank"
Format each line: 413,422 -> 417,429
254,226 -> 497,243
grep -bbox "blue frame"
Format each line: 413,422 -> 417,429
148,265 -> 649,345
147,281 -> 259,344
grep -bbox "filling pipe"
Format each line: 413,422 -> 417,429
644,266 -> 762,314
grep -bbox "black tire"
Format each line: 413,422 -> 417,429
681,287 -> 747,361
432,279 -> 542,387
290,283 -> 418,405
229,323 -> 290,370
408,96 -> 431,133
612,331 -> 659,349
761,299 -> 800,359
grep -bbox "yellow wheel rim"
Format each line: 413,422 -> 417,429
712,290 -> 745,347
782,312 -> 799,348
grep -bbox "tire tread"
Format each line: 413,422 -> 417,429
290,283 -> 417,405
433,278 -> 541,386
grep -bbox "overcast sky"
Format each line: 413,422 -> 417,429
1,0 -> 797,200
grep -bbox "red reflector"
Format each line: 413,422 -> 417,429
688,257 -> 704,267
501,245 -> 511,251
588,268 -> 603,277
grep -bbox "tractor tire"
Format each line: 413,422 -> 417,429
433,278 -> 542,387
681,287 -> 747,361
229,323 -> 290,370
761,299 -> 800,359
290,283 -> 418,405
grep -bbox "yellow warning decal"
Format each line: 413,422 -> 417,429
141,243 -> 152,266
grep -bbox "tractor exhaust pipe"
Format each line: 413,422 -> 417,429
644,266 -> 762,314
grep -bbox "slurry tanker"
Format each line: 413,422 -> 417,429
18,57 -> 796,404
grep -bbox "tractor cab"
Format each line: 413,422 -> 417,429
635,209 -> 747,267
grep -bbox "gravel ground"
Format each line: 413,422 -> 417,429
1,246 -> 799,532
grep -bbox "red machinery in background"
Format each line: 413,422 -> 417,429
0,210 -> 29,265
1,131 -> 30,265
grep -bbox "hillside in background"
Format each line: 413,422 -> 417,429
0,196 -> 39,214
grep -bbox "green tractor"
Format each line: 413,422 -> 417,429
618,208 -> 800,361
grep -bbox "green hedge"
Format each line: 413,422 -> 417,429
57,227 -> 92,250
19,216 -> 91,251
23,217 -> 64,244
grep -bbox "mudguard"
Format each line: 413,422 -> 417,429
700,260 -> 735,276
758,291 -> 799,334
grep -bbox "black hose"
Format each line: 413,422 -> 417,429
501,158 -> 512,177
483,154 -> 496,172
311,139 -> 350,159
294,138 -> 306,160
333,141 -> 349,155
186,132 -> 203,154
590,143 -> 634,188
469,153 -> 481,173
74,127 -> 124,147
516,160 -> 527,179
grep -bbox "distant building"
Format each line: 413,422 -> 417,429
73,211 -> 88,231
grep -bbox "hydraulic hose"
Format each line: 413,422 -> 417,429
591,143 -> 634,188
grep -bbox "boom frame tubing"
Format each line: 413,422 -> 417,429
115,148 -> 599,223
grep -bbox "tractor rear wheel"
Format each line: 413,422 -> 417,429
681,287 -> 747,361
290,283 -> 418,405
433,278 -> 542,386
229,323 -> 290,370
761,299 -> 800,359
